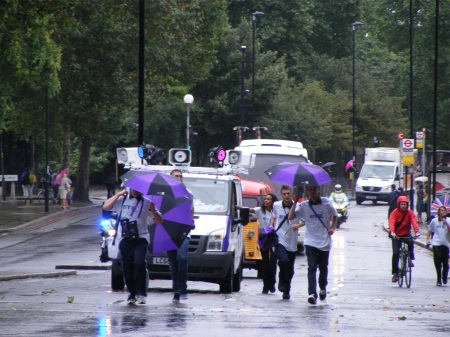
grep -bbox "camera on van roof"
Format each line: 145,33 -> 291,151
138,143 -> 166,165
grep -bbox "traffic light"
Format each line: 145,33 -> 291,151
372,137 -> 380,147
189,129 -> 199,147
208,146 -> 226,167
138,144 -> 166,165
168,149 -> 191,165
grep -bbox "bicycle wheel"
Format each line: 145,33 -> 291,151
405,255 -> 412,288
398,252 -> 404,288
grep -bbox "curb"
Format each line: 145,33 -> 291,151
0,270 -> 77,282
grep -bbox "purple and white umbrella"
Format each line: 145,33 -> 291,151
148,195 -> 194,254
265,161 -> 333,186
120,170 -> 190,199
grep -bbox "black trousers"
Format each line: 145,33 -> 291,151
432,245 -> 449,283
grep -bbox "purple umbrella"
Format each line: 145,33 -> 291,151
148,195 -> 194,254
265,161 -> 332,186
121,170 -> 190,199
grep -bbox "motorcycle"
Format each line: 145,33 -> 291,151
331,196 -> 349,228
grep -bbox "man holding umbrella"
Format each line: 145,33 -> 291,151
289,185 -> 337,305
168,169 -> 195,302
103,188 -> 163,305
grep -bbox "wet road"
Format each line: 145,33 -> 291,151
0,203 -> 449,336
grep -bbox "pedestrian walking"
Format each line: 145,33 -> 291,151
106,172 -> 116,199
269,185 -> 299,300
289,185 -> 337,305
103,188 -> 162,305
416,184 -> 427,223
20,168 -> 34,204
167,169 -> 194,302
426,206 -> 450,286
388,184 -> 400,218
58,173 -> 71,209
237,193 -> 279,294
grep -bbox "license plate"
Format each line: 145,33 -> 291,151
366,196 -> 376,199
153,257 -> 169,265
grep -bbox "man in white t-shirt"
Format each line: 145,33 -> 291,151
270,185 -> 301,300
289,185 -> 337,305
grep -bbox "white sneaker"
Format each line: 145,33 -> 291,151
136,295 -> 146,304
127,295 -> 136,305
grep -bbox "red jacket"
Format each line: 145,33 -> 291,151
388,195 -> 419,236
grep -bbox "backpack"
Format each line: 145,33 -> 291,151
29,173 -> 37,184
20,171 -> 30,185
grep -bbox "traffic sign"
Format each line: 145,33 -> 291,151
402,138 -> 414,151
416,131 -> 424,139
398,132 -> 404,140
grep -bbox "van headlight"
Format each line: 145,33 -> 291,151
207,229 -> 224,251
355,184 -> 363,191
382,185 -> 391,192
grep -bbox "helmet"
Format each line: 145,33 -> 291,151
334,184 -> 342,192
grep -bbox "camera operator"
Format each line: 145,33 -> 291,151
103,188 -> 162,305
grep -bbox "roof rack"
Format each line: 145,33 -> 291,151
128,163 -> 247,176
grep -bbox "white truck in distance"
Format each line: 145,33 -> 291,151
356,147 -> 401,205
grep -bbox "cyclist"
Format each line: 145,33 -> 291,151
389,195 -> 420,283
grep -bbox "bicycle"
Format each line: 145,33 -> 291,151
37,179 -> 58,204
395,235 -> 418,288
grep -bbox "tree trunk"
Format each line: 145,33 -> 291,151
73,137 -> 91,202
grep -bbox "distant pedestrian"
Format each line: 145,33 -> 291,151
388,184 -> 400,218
426,206 -> 450,286
416,184 -> 427,223
20,168 -> 33,204
106,172 -> 116,199
59,173 -> 71,209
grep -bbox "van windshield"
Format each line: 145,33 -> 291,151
360,164 -> 395,179
183,177 -> 229,215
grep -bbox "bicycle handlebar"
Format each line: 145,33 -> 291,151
393,234 -> 420,240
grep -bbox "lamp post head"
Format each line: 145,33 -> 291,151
252,11 -> 264,21
241,45 -> 246,52
183,94 -> 194,105
352,21 -> 363,30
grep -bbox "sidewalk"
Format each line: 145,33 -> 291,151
0,186 -> 108,233
0,186 -> 110,281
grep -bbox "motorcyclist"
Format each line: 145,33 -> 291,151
329,184 -> 349,204
329,185 -> 349,225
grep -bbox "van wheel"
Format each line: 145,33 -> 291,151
232,261 -> 243,292
219,262 -> 234,294
111,261 -> 125,291
356,197 -> 363,205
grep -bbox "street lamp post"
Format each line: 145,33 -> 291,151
252,11 -> 264,128
352,21 -> 363,198
252,126 -> 268,139
240,46 -> 246,125
184,94 -> 194,149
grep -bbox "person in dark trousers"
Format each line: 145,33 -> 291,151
289,185 -> 337,305
103,188 -> 163,305
269,185 -> 299,300
388,184 -> 400,218
167,169 -> 194,302
106,172 -> 116,199
389,195 -> 420,283
426,206 -> 450,286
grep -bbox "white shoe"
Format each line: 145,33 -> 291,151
136,295 -> 146,304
